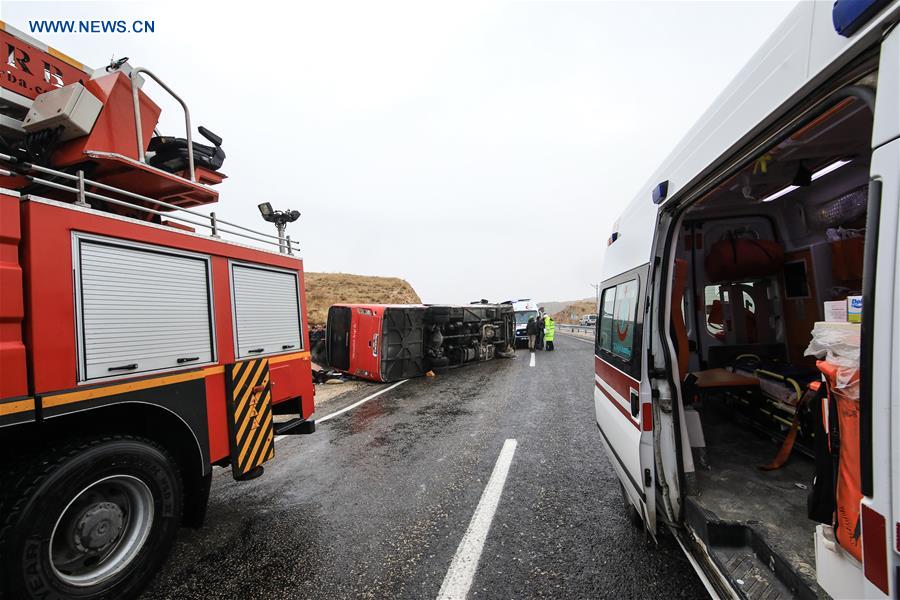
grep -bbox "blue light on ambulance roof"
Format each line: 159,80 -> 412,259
652,180 -> 669,205
832,0 -> 889,37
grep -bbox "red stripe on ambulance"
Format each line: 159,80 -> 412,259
595,381 -> 639,431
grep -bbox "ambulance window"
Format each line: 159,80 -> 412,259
681,295 -> 692,337
611,279 -> 638,361
742,290 -> 755,313
704,285 -> 725,337
597,287 -> 616,354
704,284 -> 756,339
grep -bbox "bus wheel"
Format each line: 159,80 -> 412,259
620,482 -> 642,527
0,436 -> 184,600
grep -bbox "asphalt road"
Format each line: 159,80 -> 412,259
142,333 -> 708,599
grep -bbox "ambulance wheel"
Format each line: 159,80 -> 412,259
620,482 -> 642,527
0,436 -> 183,600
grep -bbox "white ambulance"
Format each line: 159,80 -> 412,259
505,298 -> 539,347
593,1 -> 900,598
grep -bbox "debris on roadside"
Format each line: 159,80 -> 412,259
312,368 -> 350,385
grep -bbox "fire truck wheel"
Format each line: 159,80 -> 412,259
620,482 -> 642,527
0,435 -> 183,600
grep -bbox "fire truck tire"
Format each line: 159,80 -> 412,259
620,482 -> 642,527
0,435 -> 183,600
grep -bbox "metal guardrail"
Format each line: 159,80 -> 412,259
0,152 -> 299,255
557,323 -> 595,335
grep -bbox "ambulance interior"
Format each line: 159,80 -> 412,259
669,86 -> 873,597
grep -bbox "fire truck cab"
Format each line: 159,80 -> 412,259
0,22 -> 315,599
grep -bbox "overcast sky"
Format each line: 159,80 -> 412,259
4,0 -> 796,304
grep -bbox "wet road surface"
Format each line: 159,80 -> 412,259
142,334 -> 708,599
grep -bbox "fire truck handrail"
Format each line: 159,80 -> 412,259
130,67 -> 195,182
22,161 -> 287,244
0,152 -> 299,255
28,175 -> 289,249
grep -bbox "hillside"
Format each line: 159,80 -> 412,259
538,297 -> 594,315
304,272 -> 421,325
551,300 -> 597,324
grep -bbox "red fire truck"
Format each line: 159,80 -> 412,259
0,22 -> 315,599
325,303 -> 515,382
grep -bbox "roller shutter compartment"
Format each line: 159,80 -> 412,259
230,263 -> 303,358
75,237 -> 214,381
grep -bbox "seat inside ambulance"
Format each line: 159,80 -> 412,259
669,85 -> 873,598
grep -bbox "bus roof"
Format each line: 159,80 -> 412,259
600,0 -> 900,281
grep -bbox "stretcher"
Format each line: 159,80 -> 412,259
731,355 -> 819,415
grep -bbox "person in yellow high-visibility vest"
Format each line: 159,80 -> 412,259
544,315 -> 555,351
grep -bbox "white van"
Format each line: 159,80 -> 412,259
594,2 -> 900,598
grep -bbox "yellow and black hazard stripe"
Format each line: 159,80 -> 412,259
0,396 -> 36,428
225,358 -> 274,480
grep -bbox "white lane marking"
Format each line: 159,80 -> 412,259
437,439 -> 518,600
275,379 -> 408,441
529,352 -> 536,367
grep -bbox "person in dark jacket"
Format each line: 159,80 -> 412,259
526,316 -> 538,351
535,309 -> 545,350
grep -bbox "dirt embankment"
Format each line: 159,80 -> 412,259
550,300 -> 597,324
304,272 -> 421,325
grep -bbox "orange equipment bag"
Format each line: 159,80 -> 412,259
705,236 -> 784,283
818,359 -> 862,561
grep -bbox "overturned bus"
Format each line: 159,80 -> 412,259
325,304 -> 515,382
